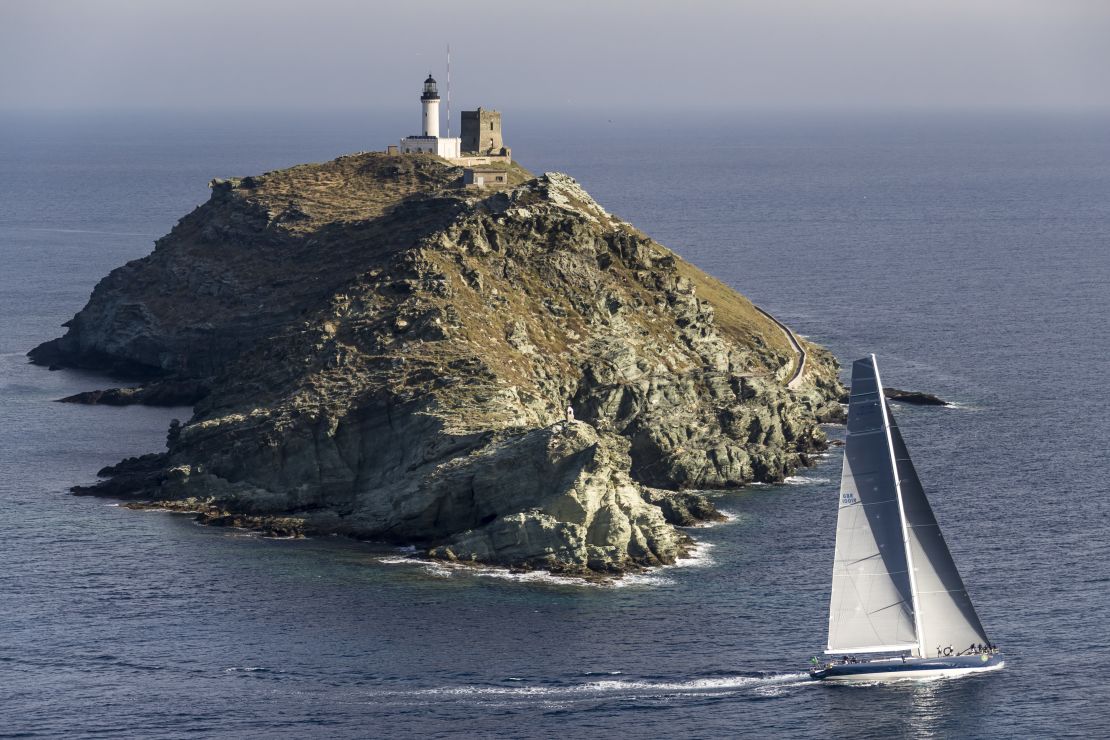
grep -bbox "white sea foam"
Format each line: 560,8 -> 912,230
572,673 -> 810,693
472,568 -> 598,586
461,563 -> 677,588
672,541 -> 714,568
377,554 -> 683,588
609,572 -> 676,588
783,475 -> 832,485
389,672 -> 811,699
944,401 -> 982,412
376,556 -> 414,565
377,556 -> 455,578
376,536 -> 714,587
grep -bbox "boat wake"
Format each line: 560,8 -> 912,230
361,671 -> 813,704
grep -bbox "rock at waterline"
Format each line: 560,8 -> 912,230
884,387 -> 950,406
57,379 -> 209,406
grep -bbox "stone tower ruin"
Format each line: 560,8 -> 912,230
461,108 -> 505,155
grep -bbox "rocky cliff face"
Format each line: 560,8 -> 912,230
34,153 -> 843,577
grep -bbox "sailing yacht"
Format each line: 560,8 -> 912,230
810,355 -> 1004,682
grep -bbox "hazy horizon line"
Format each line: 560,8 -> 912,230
4,103 -> 1110,117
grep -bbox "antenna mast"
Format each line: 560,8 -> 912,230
446,44 -> 452,138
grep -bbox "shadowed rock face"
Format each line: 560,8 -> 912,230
883,387 -> 950,406
33,153 -> 843,576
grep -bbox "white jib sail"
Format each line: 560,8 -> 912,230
886,408 -> 991,654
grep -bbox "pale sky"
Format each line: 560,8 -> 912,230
1,0 -> 1108,112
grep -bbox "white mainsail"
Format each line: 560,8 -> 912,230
826,356 -> 990,657
826,357 -> 917,653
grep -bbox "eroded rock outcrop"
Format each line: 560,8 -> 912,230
883,387 -> 950,406
33,153 -> 843,576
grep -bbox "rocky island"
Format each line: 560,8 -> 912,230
32,153 -> 844,577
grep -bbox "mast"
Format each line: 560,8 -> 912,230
872,354 -> 927,658
446,44 -> 452,139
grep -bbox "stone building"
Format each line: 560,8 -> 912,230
461,108 -> 506,155
462,166 -> 509,187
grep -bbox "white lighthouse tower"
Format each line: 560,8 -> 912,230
400,73 -> 460,159
421,74 -> 440,136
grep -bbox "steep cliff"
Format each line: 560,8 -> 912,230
34,153 -> 843,576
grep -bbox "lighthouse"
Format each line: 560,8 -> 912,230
421,74 -> 440,137
395,71 -> 510,165
399,73 -> 460,159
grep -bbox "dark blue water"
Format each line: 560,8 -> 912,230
2,110 -> 1108,738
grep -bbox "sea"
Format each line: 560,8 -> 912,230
1,109 -> 1107,738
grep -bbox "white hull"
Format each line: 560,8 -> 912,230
819,660 -> 1005,683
